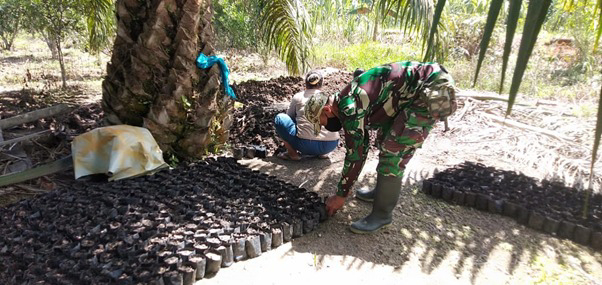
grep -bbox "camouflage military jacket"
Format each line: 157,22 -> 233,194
335,61 -> 450,196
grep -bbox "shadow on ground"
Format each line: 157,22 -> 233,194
0,87 -> 99,110
241,154 -> 602,283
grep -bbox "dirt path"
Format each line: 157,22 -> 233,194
203,111 -> 602,284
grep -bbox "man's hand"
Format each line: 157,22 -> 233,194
325,195 -> 346,216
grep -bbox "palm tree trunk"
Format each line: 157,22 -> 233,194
102,0 -> 230,159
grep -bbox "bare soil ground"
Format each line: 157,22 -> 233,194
1,37 -> 601,284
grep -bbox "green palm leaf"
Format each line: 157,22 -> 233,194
506,0 -> 552,116
83,0 -> 114,53
377,0 -> 433,42
499,0 -> 522,94
422,0 -> 445,61
260,0 -> 312,76
393,0 -> 406,27
473,0 -> 503,86
400,1 -> 415,34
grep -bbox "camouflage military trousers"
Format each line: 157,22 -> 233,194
375,105 -> 435,177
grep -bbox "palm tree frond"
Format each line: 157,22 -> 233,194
473,0 -> 503,87
85,0 -> 114,53
260,0 -> 312,75
377,0 -> 433,39
401,1 -> 413,35
506,0 -> 552,116
499,0 -> 522,94
381,0 -> 398,22
393,0 -> 404,27
422,0 -> 445,61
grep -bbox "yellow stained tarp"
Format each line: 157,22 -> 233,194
72,125 -> 168,181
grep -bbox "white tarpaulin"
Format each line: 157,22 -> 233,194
71,125 -> 168,181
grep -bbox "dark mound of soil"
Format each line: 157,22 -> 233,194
233,71 -> 351,106
57,103 -> 103,139
233,76 -> 304,106
229,71 -> 352,155
0,157 -> 327,284
422,161 -> 602,249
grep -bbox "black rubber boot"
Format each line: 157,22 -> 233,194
355,178 -> 379,202
355,173 -> 388,202
350,175 -> 402,234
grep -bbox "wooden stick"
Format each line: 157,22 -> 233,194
455,99 -> 472,121
481,112 -> 572,141
0,152 -> 28,161
457,91 -> 564,110
0,104 -> 71,129
0,130 -> 51,148
14,184 -> 48,193
457,93 -> 534,107
0,156 -> 72,187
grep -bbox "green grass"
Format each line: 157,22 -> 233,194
444,52 -> 598,104
312,41 -> 422,72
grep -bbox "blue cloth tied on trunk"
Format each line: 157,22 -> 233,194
195,53 -> 237,100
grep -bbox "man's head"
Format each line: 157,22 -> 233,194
305,71 -> 323,89
353,68 -> 365,78
305,92 -> 342,135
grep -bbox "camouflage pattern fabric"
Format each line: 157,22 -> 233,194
419,72 -> 457,120
305,91 -> 329,136
335,61 -> 456,197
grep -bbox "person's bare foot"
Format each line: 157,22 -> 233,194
281,141 -> 301,160
277,152 -> 301,161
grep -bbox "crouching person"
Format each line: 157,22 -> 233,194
274,71 -> 340,161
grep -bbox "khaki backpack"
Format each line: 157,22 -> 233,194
419,71 -> 459,130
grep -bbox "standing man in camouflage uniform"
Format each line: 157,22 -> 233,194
305,61 -> 457,234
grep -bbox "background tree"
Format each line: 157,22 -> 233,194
546,0 -> 599,75
23,0 -> 114,88
214,0 -> 267,50
260,0 -> 442,75
26,0 -> 85,76
0,0 -> 25,51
